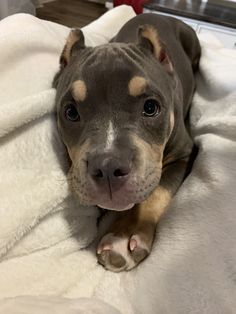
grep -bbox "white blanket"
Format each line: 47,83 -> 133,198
0,7 -> 236,314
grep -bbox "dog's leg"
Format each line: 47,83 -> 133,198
97,157 -> 190,272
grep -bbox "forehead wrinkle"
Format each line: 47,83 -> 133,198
121,45 -> 148,64
72,79 -> 87,102
82,45 -> 122,69
118,46 -> 153,80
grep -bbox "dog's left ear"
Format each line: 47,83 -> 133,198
138,25 -> 173,73
53,29 -> 85,88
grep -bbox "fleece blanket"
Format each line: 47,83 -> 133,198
0,7 -> 236,314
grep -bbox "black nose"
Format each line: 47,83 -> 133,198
87,153 -> 131,190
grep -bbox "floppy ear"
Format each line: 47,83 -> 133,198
138,25 -> 173,73
53,29 -> 85,88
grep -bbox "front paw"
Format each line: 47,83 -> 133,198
96,232 -> 151,272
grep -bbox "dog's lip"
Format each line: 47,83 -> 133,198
97,203 -> 135,211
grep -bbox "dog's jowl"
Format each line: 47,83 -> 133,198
53,13 -> 201,272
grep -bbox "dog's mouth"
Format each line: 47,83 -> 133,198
95,180 -> 139,211
72,174 -> 160,211
97,202 -> 135,211
84,183 -> 140,211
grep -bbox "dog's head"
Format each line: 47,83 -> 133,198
54,26 -> 176,210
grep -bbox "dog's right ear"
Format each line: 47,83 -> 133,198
53,29 -> 85,88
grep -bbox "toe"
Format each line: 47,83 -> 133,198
131,247 -> 149,263
129,234 -> 150,263
97,250 -> 127,272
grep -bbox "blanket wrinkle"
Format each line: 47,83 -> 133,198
0,90 -> 55,138
0,7 -> 236,314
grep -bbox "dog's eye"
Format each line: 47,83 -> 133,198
65,103 -> 80,122
143,99 -> 161,117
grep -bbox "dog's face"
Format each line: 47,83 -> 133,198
54,26 -> 176,210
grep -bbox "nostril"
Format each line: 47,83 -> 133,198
93,169 -> 103,178
113,168 -> 129,177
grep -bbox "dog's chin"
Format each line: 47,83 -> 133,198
97,202 -> 135,211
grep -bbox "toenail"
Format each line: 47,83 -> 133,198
129,238 -> 137,251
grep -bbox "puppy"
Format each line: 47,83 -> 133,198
53,13 -> 201,272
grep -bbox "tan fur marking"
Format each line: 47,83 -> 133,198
67,139 -> 91,201
131,134 -> 163,168
139,186 -> 171,222
120,186 -> 171,229
72,80 -> 87,102
162,111 -> 175,165
68,138 -> 90,165
170,111 -> 175,132
168,111 -> 175,141
128,76 -> 147,97
162,111 -> 175,148
140,26 -> 162,59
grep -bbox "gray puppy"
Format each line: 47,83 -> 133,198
53,13 -> 201,272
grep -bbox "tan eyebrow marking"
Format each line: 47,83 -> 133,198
128,76 -> 147,97
72,80 -> 87,102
